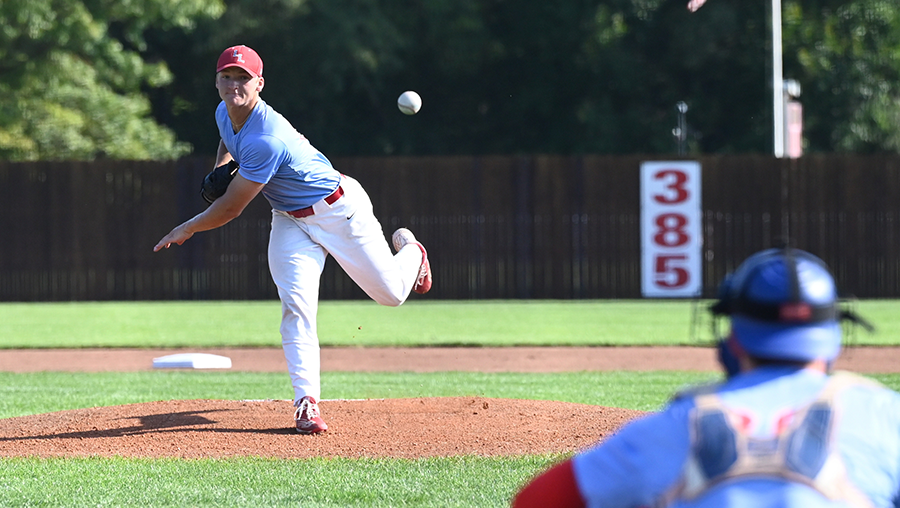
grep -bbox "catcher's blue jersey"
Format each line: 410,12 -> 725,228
572,366 -> 900,507
216,99 -> 340,211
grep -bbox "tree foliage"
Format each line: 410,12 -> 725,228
786,0 -> 900,152
0,0 -> 223,161
4,0 -> 900,160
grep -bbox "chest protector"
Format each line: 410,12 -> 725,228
659,371 -> 880,507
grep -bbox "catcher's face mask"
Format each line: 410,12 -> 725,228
709,248 -> 873,375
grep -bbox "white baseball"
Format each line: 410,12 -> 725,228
397,91 -> 422,115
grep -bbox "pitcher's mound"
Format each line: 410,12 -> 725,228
0,397 -> 644,459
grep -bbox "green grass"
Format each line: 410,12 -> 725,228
0,455 -> 558,508
2,299 -> 900,507
1,299 -> 899,348
0,370 -> 722,418
4,370 -> 900,419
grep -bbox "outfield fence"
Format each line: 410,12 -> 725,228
1,154 -> 899,301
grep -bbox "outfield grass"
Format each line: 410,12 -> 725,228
1,299 -> 898,348
2,300 -> 899,507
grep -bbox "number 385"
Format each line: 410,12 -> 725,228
651,169 -> 694,289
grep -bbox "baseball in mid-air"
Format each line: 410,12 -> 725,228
397,91 -> 422,115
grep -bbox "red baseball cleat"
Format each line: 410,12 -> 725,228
392,228 -> 432,294
413,250 -> 432,294
294,396 -> 327,434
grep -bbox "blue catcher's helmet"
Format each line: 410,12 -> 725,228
711,248 -> 843,362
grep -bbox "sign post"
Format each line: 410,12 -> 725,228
641,161 -> 702,298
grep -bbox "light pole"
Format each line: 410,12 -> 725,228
772,0 -> 785,158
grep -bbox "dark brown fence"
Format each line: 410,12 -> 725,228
1,154 -> 898,301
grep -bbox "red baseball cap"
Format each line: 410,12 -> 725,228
216,45 -> 263,77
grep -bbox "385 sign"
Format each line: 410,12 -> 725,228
641,161 -> 702,297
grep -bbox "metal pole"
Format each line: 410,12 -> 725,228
772,0 -> 784,158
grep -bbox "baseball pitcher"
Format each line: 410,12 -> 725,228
154,45 -> 432,434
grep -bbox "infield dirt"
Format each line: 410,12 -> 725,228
0,346 -> 895,459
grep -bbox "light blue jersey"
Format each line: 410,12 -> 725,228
216,99 -> 341,211
572,366 -> 900,507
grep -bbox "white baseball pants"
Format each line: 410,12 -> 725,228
267,175 -> 423,404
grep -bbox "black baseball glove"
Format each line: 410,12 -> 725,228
201,160 -> 240,204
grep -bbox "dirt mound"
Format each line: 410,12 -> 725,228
0,397 -> 644,459
3,346 -> 895,460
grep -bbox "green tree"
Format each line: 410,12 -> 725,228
786,0 -> 900,153
147,0 -> 416,156
148,0 -> 900,156
0,0 -> 223,161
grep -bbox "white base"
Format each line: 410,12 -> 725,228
152,353 -> 232,369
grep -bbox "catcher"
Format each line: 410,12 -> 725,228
513,248 -> 900,507
154,45 -> 432,434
